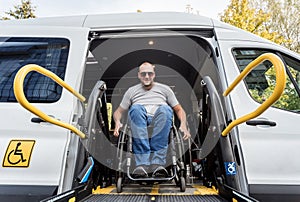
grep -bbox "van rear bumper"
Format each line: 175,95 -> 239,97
0,185 -> 57,202
250,184 -> 300,202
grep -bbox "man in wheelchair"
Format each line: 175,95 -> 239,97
113,62 -> 190,178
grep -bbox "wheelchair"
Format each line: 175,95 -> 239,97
115,119 -> 187,193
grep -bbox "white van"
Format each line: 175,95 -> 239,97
0,12 -> 299,202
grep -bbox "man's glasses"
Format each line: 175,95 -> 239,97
140,71 -> 154,77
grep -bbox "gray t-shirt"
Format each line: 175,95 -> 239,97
120,82 -> 179,115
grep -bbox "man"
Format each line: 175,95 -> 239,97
113,62 -> 190,177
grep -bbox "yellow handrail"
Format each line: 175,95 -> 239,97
13,64 -> 87,139
222,53 -> 286,136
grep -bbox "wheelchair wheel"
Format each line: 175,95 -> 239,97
116,177 -> 122,193
180,176 -> 186,192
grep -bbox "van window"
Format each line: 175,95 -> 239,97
0,37 -> 70,103
233,49 -> 300,112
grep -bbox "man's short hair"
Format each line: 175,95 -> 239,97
138,62 -> 155,72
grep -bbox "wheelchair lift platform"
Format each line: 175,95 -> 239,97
81,183 -> 228,202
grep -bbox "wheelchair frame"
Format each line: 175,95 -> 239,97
116,121 -> 187,193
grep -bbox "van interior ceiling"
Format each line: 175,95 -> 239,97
85,32 -> 219,108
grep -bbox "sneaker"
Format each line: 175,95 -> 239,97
132,166 -> 148,178
152,165 -> 168,178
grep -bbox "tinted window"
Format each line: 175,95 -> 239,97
233,49 -> 300,112
0,37 -> 69,102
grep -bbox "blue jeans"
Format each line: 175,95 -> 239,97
128,104 -> 173,166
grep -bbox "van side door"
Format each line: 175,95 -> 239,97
217,35 -> 300,200
0,25 -> 90,199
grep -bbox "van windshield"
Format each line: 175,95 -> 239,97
0,37 -> 70,103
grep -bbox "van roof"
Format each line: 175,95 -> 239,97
0,12 -> 271,44
0,12 -> 213,28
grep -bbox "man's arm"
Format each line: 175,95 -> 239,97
173,104 -> 191,140
113,106 -> 125,137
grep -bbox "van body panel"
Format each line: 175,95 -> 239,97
0,25 -> 90,192
0,15 -> 88,27
212,20 -> 273,44
0,12 -> 214,29
216,37 -> 300,192
84,12 -> 213,29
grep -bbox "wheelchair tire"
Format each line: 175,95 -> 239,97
117,177 -> 123,193
180,176 -> 186,192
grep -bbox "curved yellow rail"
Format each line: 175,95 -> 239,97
13,64 -> 87,139
222,53 -> 286,136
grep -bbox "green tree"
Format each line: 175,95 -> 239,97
1,0 -> 36,20
251,0 -> 300,53
250,66 -> 300,111
220,0 -> 287,44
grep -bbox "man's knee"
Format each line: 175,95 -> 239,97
129,105 -> 148,128
156,105 -> 173,118
129,104 -> 146,116
130,104 -> 145,111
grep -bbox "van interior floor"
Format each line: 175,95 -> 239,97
80,181 -> 228,202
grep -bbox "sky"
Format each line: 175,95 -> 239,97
0,0 -> 231,20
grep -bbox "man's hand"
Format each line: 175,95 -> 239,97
173,104 -> 191,140
113,107 -> 125,137
179,126 -> 191,140
113,121 -> 123,137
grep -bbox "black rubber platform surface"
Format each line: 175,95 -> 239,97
82,194 -> 228,202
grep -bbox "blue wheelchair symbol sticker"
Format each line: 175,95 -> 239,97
225,162 -> 236,175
